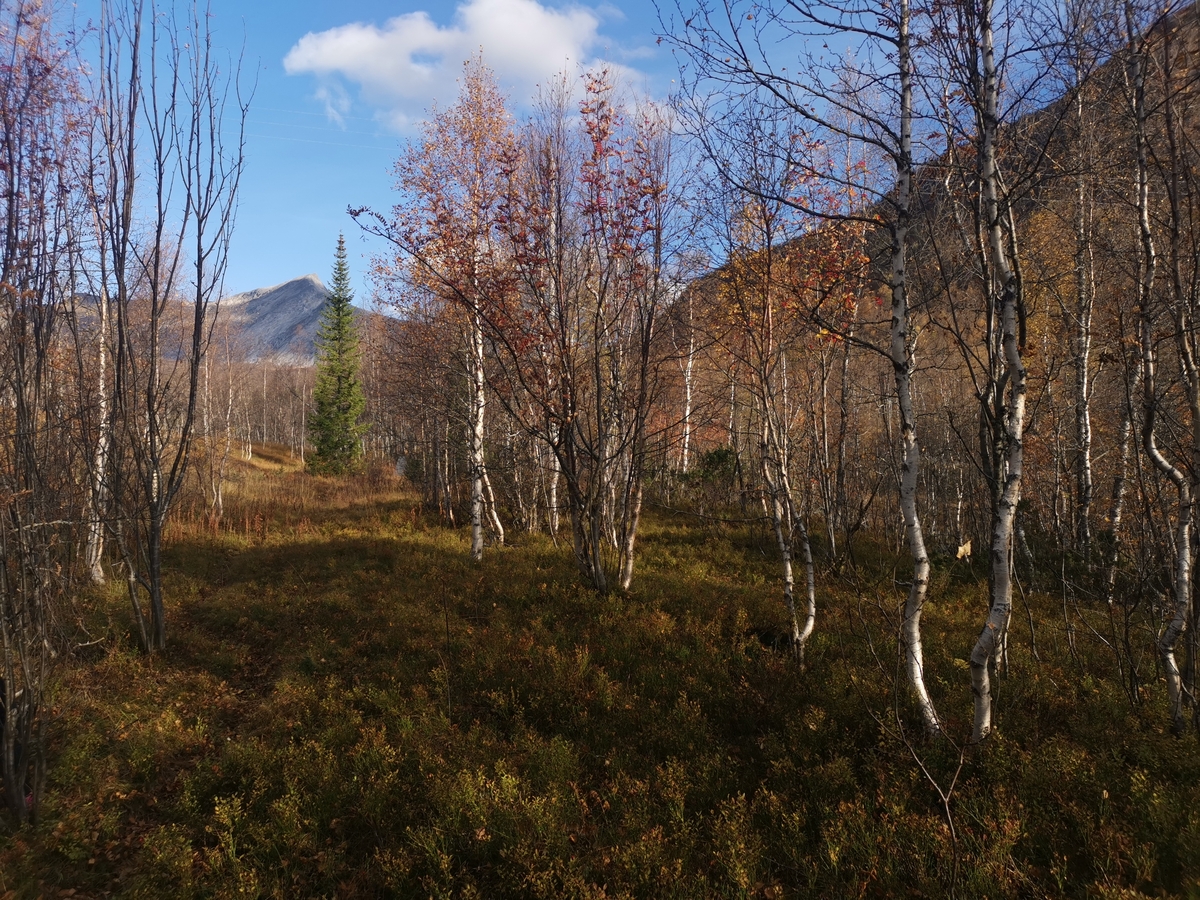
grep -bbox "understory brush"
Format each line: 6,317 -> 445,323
0,451 -> 1196,898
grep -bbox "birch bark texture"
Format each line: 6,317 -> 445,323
666,0 -> 940,715
930,0 -> 1030,741
355,57 -> 514,562
1124,0 -> 1199,734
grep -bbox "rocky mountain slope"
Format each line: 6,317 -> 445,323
220,273 -> 336,364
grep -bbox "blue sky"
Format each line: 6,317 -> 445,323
74,0 -> 682,302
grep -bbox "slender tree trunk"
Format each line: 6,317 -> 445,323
794,510 -> 816,662
681,325 -> 695,474
1072,134 -> 1095,554
759,384 -> 814,661
969,0 -> 1027,742
673,290 -> 696,475
762,446 -> 800,650
816,352 -> 837,559
124,539 -> 150,654
618,476 -> 643,591
214,344 -> 235,522
1104,357 -> 1139,604
441,419 -> 455,526
468,314 -> 487,561
85,288 -> 111,584
547,425 -> 561,535
148,512 -> 166,652
1123,0 -> 1195,733
508,425 -> 530,531
1142,292 -> 1192,731
482,465 -> 505,545
834,312 -> 854,556
891,0 -> 939,734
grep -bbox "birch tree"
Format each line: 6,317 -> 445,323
355,57 -> 511,561
968,0 -> 1028,742
0,0 -> 87,822
1063,1 -> 1101,555
195,316 -> 242,525
924,0 -> 1043,740
711,155 -> 820,662
1119,0 -> 1200,733
488,74 -> 675,592
667,0 -> 941,727
90,0 -> 247,653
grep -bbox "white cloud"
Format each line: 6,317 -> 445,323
283,0 -> 632,129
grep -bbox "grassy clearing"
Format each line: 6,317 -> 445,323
1,446 -> 1197,898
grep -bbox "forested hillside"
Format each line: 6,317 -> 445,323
5,0 -> 1200,895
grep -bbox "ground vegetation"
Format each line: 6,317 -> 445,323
0,450 -> 1194,897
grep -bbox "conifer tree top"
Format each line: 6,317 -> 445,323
329,234 -> 352,305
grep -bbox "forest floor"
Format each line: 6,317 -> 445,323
0,446 -> 1197,898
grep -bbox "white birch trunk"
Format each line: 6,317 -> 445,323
547,423 -> 561,536
759,389 -> 815,661
1144,329 -> 1192,732
793,508 -> 817,663
762,448 -> 799,651
1142,303 -> 1191,732
891,0 -> 939,735
1125,0 -> 1193,733
1163,20 -> 1200,730
681,326 -> 695,474
618,476 -> 643,591
482,466 -> 505,545
468,312 -> 487,561
1072,130 -> 1095,552
85,288 -> 111,584
1103,366 -> 1138,605
970,0 -> 1027,742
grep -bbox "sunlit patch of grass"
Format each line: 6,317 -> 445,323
1,455 -> 1198,897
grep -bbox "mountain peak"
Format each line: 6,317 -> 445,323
222,274 -> 332,363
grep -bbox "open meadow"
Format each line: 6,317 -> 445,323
1,447 -> 1197,899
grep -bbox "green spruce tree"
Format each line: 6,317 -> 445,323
308,234 -> 367,474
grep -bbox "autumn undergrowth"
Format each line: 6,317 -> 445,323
1,447 -> 1197,898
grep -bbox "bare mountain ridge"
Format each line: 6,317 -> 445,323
221,273 -> 350,364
